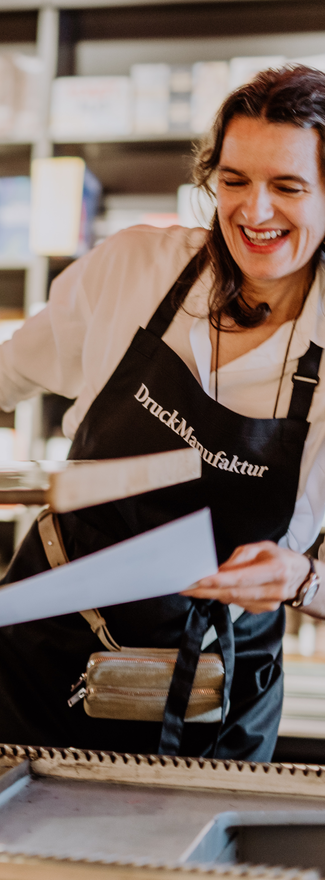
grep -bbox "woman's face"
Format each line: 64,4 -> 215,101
216,115 -> 325,285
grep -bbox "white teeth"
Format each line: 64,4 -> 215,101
243,227 -> 286,242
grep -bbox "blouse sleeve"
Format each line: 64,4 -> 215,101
0,226 -> 206,423
0,251 -> 95,412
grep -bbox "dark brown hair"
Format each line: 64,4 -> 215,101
191,64 -> 325,328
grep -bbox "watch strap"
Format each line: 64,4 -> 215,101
289,554 -> 320,608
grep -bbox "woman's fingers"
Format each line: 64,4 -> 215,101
182,582 -> 283,608
181,541 -> 310,613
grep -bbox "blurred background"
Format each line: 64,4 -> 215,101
1,0 -> 325,761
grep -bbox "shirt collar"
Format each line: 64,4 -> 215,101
190,262 -> 325,384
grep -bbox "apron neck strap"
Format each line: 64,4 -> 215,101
287,341 -> 323,421
146,245 -> 208,339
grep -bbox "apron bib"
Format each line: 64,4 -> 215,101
0,249 -> 322,759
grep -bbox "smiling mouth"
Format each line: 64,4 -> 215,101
241,227 -> 290,244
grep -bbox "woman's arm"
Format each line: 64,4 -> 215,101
0,258 -> 90,413
182,540 -> 325,618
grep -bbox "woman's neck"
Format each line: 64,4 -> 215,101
210,262 -> 315,371
241,262 -> 315,327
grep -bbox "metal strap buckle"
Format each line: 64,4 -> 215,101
292,373 -> 319,386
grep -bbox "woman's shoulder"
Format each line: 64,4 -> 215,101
90,224 -> 207,268
52,224 -> 208,309
49,224 -> 208,326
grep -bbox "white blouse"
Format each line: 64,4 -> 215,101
0,223 -> 325,557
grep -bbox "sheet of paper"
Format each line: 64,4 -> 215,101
0,508 -> 217,628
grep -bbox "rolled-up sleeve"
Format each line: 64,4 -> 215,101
0,256 -> 92,411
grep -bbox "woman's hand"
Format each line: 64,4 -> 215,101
182,541 -> 311,614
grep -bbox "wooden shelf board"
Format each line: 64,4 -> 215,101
284,655 -> 325,666
0,260 -> 33,271
0,0 -> 297,9
0,139 -> 37,147
279,717 -> 325,738
52,132 -> 200,145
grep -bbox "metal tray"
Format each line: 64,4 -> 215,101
0,746 -> 323,879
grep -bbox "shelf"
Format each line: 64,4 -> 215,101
0,506 -> 26,522
0,138 -> 38,147
0,0 -> 299,9
54,140 -> 193,193
52,132 -> 200,144
279,659 -> 325,740
0,259 -> 34,271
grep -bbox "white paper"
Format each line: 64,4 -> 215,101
0,508 -> 217,628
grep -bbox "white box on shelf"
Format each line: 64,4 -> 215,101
0,428 -> 17,461
191,61 -> 229,133
30,158 -> 101,257
30,157 -> 84,256
169,65 -> 192,133
45,436 -> 72,461
0,51 -> 42,143
93,193 -> 178,240
289,55 -> 325,73
228,55 -> 286,92
177,184 -> 215,229
131,64 -> 170,134
50,76 -> 132,141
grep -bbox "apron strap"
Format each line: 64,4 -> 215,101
158,600 -> 211,755
158,600 -> 234,756
287,341 -> 323,421
37,509 -> 121,652
211,602 -> 235,729
146,245 -> 208,339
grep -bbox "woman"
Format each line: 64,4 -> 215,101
0,63 -> 325,759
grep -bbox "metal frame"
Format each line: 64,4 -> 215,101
2,744 -> 325,798
0,744 -> 322,880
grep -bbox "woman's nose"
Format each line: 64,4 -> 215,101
241,185 -> 274,225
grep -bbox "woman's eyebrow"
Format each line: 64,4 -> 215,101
218,165 -> 247,175
273,174 -> 310,185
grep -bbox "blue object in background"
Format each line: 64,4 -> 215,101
0,176 -> 32,262
76,166 -> 102,256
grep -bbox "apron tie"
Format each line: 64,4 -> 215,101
158,600 -> 234,756
158,600 -> 210,755
210,603 -> 235,734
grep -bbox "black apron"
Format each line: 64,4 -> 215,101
0,250 -> 322,759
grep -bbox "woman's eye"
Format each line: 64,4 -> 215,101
276,185 -> 303,194
222,180 -> 247,187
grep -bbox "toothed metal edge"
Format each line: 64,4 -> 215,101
0,746 -> 325,798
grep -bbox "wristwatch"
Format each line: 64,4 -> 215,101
289,555 -> 321,608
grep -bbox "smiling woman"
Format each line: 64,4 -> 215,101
217,119 -> 325,291
193,65 -> 325,333
0,65 -> 325,761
